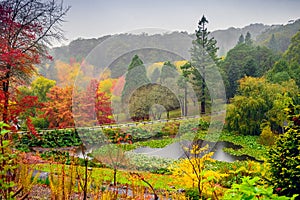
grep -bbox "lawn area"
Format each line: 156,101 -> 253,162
34,163 -> 183,190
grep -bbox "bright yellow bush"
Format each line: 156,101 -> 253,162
170,144 -> 227,199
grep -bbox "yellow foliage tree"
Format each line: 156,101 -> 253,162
170,144 -> 226,199
55,61 -> 82,86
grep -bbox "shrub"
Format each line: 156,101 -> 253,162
198,118 -> 209,130
41,150 -> 71,164
0,122 -> 18,199
15,129 -> 82,150
223,176 -> 298,200
259,124 -> 275,146
267,122 -> 300,197
162,121 -> 180,136
126,127 -> 150,141
30,117 -> 49,130
185,188 -> 200,200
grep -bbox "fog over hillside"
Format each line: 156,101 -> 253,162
51,19 -> 300,63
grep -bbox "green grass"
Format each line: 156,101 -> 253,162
135,137 -> 174,148
34,163 -> 182,190
108,137 -> 174,152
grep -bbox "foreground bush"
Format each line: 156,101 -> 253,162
223,176 -> 298,200
268,109 -> 300,197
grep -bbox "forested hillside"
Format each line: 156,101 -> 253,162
48,19 -> 300,68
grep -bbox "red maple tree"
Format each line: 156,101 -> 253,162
95,82 -> 115,125
0,0 -> 69,126
74,79 -> 115,127
73,80 -> 98,127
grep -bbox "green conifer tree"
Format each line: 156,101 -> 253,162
237,34 -> 245,45
245,32 -> 253,45
185,15 -> 219,114
122,55 -> 150,103
268,34 -> 278,52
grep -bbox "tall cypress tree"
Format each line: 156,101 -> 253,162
237,34 -> 245,45
185,15 -> 219,114
268,34 -> 278,52
122,55 -> 150,103
245,32 -> 253,45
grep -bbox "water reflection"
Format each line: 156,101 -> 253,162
132,140 -> 256,162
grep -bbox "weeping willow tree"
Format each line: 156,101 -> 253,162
226,77 -> 298,135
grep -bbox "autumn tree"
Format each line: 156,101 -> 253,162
7,92 -> 41,132
0,0 -> 69,124
54,60 -> 82,86
111,76 -> 125,121
74,80 -> 98,127
16,76 -> 55,129
74,79 -> 114,127
171,144 -> 224,199
31,76 -> 56,102
98,78 -> 117,97
95,86 -> 115,125
42,85 -> 74,129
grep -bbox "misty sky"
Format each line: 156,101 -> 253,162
58,0 -> 300,46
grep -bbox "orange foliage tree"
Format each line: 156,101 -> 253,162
42,86 -> 74,129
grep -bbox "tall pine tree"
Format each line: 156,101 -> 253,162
183,15 -> 219,114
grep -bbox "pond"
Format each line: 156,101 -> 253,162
132,140 -> 256,162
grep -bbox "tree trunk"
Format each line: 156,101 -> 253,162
113,167 -> 117,186
197,179 -> 202,198
2,69 -> 10,124
184,85 -> 188,116
201,22 -> 206,115
62,165 -> 65,199
201,79 -> 205,114
83,159 -> 88,200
